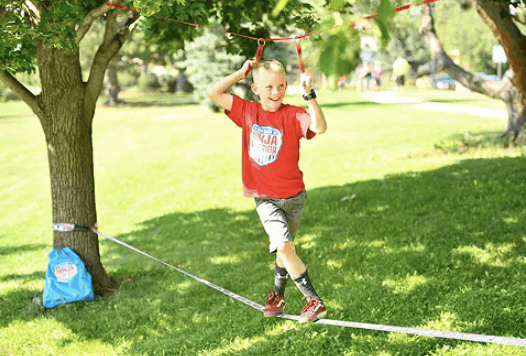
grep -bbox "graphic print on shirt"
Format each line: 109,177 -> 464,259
249,124 -> 283,166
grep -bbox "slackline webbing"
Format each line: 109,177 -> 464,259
53,223 -> 526,347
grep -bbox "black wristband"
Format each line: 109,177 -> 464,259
302,88 -> 317,101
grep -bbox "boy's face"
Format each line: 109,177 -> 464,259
251,70 -> 287,112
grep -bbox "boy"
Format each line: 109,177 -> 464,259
207,59 -> 327,322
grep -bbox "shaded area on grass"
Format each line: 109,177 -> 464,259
318,101 -> 383,109
0,271 -> 45,284
435,131 -> 517,153
109,92 -> 198,108
110,98 -> 199,108
2,156 -> 526,355
0,243 -> 48,256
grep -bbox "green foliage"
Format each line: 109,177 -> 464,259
132,0 -> 186,17
271,0 -> 291,17
0,0 -> 101,74
0,0 -> 316,76
317,29 -> 360,79
182,29 -> 245,106
374,0 -> 396,47
36,2 -> 81,49
138,0 -> 317,58
0,2 -> 37,73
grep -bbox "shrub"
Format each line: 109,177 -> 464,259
137,73 -> 161,93
1,89 -> 20,102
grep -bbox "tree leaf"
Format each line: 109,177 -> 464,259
374,17 -> 391,47
272,0 -> 290,18
376,0 -> 395,20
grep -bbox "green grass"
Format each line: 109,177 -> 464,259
1,90 -> 526,356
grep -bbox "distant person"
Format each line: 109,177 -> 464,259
356,63 -> 372,92
392,56 -> 410,96
352,64 -> 364,90
363,64 -> 373,91
338,75 -> 347,90
372,61 -> 383,91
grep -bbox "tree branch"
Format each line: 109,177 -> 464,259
102,4 -> 119,46
420,4 -> 505,100
84,11 -> 140,119
116,12 -> 141,44
76,0 -> 122,45
469,0 -> 526,106
23,0 -> 41,26
0,70 -> 43,118
26,0 -> 45,15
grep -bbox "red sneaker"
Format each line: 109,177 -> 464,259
299,296 -> 327,323
263,290 -> 285,317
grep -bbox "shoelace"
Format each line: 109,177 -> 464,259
267,290 -> 279,304
301,296 -> 320,312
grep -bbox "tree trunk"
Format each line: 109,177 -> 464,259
176,71 -> 190,93
104,59 -> 121,106
36,44 -> 114,295
420,3 -> 526,143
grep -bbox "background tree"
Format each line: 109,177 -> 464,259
0,0 -> 315,294
420,0 -> 526,143
432,0 -> 506,75
182,29 -> 245,110
374,0 -> 500,83
374,7 -> 431,79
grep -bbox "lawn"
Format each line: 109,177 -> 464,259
1,89 -> 525,356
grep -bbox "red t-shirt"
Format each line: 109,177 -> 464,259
225,95 -> 315,199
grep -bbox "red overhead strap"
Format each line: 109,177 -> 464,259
294,39 -> 306,74
246,38 -> 304,77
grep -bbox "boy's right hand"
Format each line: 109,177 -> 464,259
242,60 -> 255,78
207,59 -> 254,112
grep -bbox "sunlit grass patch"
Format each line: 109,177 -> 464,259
382,273 -> 429,294
453,243 -> 518,267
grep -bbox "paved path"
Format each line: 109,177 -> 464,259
361,91 -> 507,120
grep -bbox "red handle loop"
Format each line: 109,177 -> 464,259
255,42 -> 264,62
245,39 -> 265,78
295,38 -> 305,74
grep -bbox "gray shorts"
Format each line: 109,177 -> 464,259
254,190 -> 307,253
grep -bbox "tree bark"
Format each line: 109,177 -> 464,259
104,59 -> 121,106
36,42 -> 114,295
420,3 -> 526,143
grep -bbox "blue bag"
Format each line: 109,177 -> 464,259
43,247 -> 95,309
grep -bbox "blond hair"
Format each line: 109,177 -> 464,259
252,60 -> 286,82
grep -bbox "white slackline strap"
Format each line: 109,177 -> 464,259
53,223 -> 526,347
92,228 -> 265,313
283,315 -> 526,347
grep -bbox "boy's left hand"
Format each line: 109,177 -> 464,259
300,68 -> 315,95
